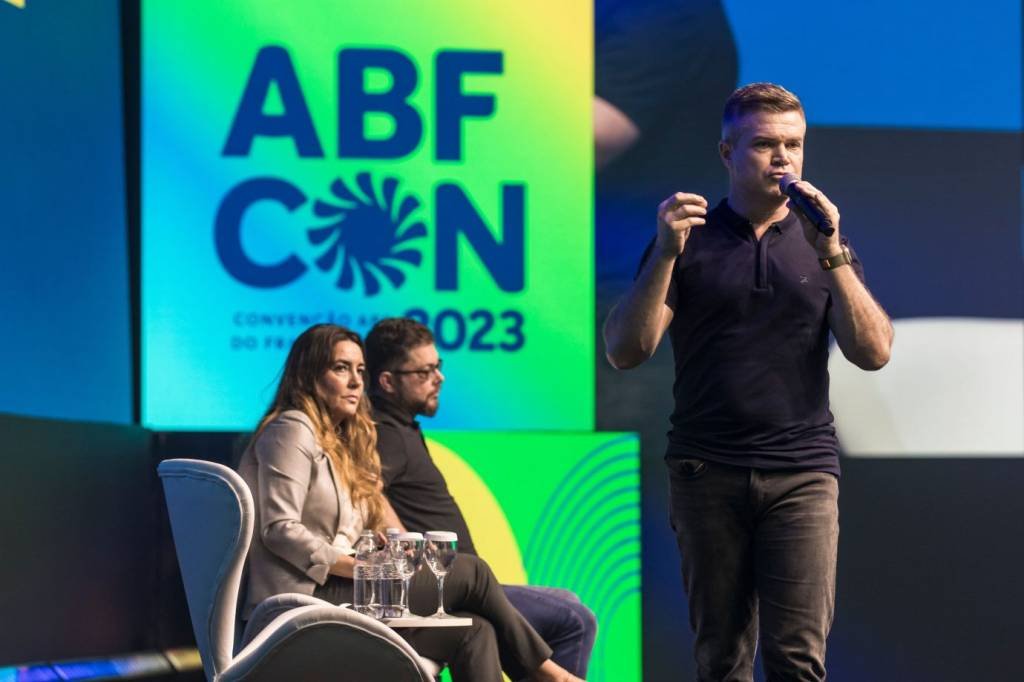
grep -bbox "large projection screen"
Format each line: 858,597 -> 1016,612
141,1 -> 594,431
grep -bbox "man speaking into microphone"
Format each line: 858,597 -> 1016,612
603,83 -> 893,681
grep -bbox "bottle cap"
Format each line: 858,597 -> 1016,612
425,531 -> 458,542
397,532 -> 424,541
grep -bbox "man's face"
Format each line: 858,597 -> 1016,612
388,343 -> 444,417
720,109 -> 806,201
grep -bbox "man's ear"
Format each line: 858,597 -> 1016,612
378,371 -> 397,395
719,139 -> 732,168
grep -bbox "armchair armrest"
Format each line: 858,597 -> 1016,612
223,603 -> 440,682
240,593 -> 336,649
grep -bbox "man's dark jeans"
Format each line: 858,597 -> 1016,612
667,458 -> 839,682
502,585 -> 597,678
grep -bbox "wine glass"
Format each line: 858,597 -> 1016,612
392,532 -> 424,617
424,531 -> 458,619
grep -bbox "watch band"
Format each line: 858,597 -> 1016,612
819,246 -> 852,271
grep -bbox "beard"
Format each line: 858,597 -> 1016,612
413,394 -> 440,417
397,389 -> 439,418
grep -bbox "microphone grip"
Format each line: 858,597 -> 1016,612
789,196 -> 835,237
779,174 -> 835,237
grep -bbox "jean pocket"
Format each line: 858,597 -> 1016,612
669,457 -> 708,480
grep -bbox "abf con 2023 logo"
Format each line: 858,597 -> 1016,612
215,46 -> 525,351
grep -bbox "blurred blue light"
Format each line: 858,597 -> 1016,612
724,0 -> 1022,131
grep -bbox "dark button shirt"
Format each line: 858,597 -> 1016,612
372,396 -> 477,555
639,199 -> 865,475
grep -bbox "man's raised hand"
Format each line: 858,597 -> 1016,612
787,180 -> 842,257
656,192 -> 708,257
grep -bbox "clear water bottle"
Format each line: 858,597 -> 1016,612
381,529 -> 404,618
353,530 -> 381,618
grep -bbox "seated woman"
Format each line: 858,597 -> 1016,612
238,323 -> 583,682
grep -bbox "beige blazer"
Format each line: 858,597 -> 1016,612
237,410 -> 365,619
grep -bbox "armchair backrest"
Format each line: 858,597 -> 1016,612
158,459 -> 253,681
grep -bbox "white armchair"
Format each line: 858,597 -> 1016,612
158,458 -> 441,681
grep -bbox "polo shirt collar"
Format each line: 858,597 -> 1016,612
717,198 -> 799,239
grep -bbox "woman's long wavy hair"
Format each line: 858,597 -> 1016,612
256,324 -> 384,531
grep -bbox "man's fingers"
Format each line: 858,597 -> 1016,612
817,192 -> 838,214
789,185 -> 840,232
670,192 -> 708,208
795,181 -> 828,208
657,193 -> 708,256
796,181 -> 840,219
670,217 -> 706,230
660,192 -> 708,213
668,203 -> 707,221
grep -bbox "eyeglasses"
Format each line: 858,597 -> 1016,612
390,359 -> 443,382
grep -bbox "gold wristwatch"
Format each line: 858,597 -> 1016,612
819,246 -> 852,271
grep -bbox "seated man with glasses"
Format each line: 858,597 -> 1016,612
365,318 -> 597,680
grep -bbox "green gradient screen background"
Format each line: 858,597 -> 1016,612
426,431 -> 641,682
141,1 -> 594,430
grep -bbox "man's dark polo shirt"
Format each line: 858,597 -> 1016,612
639,199 -> 865,475
372,396 -> 477,555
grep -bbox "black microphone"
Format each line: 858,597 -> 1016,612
779,173 -> 834,236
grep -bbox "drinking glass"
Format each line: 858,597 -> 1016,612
424,531 -> 458,619
392,532 -> 424,617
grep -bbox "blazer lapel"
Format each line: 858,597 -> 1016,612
319,447 -> 344,536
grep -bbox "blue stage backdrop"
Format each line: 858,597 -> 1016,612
0,0 -> 131,424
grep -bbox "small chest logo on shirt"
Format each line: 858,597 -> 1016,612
799,275 -> 809,284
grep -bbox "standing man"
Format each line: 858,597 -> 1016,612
365,318 -> 597,681
604,83 -> 893,681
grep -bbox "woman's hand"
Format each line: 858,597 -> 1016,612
329,554 -> 356,579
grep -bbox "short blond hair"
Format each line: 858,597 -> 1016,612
722,83 -> 804,142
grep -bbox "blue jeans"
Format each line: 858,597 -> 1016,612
502,585 -> 597,678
